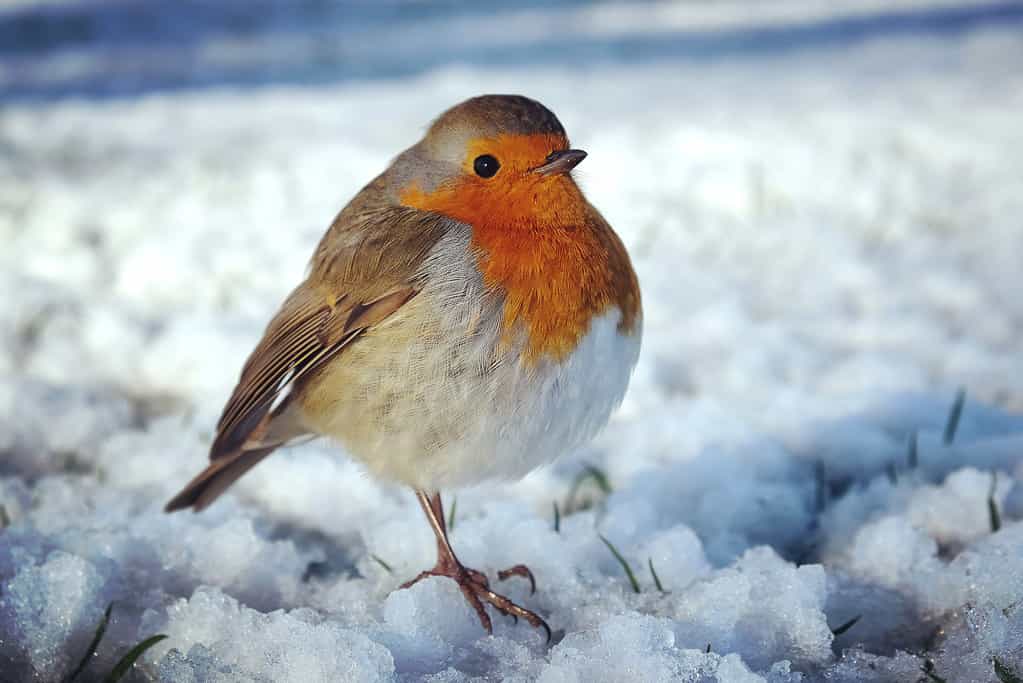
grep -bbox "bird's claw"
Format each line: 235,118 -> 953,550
400,562 -> 550,642
497,563 -> 537,595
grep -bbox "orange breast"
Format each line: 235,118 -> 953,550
400,159 -> 640,363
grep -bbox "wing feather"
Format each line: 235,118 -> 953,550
166,206 -> 452,512
210,284 -> 418,460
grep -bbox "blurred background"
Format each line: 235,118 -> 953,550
3,0 -> 1021,99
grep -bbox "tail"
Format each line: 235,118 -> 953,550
165,402 -> 309,513
164,446 -> 277,512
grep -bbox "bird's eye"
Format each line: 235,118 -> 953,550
473,154 -> 500,178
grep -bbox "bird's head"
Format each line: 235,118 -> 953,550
392,95 -> 589,230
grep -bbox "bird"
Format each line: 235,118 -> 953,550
165,94 -> 642,638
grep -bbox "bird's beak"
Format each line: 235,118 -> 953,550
533,149 -> 587,176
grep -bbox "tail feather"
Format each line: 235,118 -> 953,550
166,401 -> 309,513
165,447 -> 276,512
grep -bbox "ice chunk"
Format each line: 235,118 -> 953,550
539,613 -> 737,682
907,467 -> 1010,548
669,547 -> 832,670
381,579 -> 480,673
0,551 -> 109,680
920,522 -> 1023,614
634,525 -> 713,591
821,649 -> 924,682
842,516 -> 938,588
145,587 -> 395,682
931,602 -> 1023,683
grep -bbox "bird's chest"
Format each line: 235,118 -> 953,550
387,289 -> 639,487
302,226 -> 640,489
394,229 -> 640,484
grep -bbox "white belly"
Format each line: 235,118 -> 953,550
413,306 -> 640,489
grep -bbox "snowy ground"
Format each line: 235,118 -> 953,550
2,2 -> 1023,681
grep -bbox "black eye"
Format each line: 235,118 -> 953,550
473,154 -> 500,178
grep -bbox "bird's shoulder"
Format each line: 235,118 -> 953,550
309,199 -> 460,303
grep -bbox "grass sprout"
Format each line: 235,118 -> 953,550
989,472 -> 1002,533
885,461 -> 898,484
65,602 -> 167,683
66,602 -> 113,682
599,534 -> 640,594
995,656 -> 1023,683
907,431 -> 919,469
565,464 -> 612,514
648,557 -> 667,593
814,462 -> 828,512
830,614 -> 861,636
921,659 -> 948,683
447,496 -> 457,531
104,634 -> 168,683
371,554 -> 394,574
942,388 -> 966,444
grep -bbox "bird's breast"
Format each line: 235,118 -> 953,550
469,212 -> 640,363
401,179 -> 641,364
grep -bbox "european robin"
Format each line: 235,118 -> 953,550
166,94 -> 642,637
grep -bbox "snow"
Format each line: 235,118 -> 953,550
2,1 -> 1023,681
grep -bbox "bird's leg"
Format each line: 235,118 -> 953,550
424,492 -> 487,587
424,492 -> 537,592
399,490 -> 550,640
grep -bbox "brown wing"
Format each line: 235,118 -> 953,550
165,206 -> 452,512
208,285 -> 421,460
165,284 -> 417,512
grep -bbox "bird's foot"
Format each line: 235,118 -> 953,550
400,560 -> 549,641
496,564 -> 537,595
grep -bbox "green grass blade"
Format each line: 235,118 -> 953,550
830,614 -> 861,636
447,496 -> 457,531
103,634 -> 167,683
995,656 -> 1023,683
565,464 -> 612,514
648,557 -> 667,593
583,465 -> 612,494
66,602 -> 114,682
885,461 -> 898,484
599,534 -> 640,594
370,554 -> 393,574
814,462 -> 828,512
921,659 -> 948,683
989,472 -> 1002,533
942,388 -> 966,444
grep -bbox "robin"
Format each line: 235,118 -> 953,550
166,94 -> 642,638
